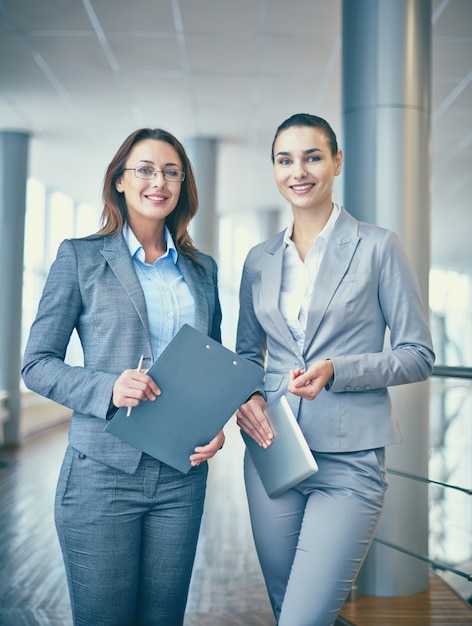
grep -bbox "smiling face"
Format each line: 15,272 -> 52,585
115,138 -> 183,229
272,125 -> 342,214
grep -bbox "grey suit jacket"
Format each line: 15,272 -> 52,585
236,207 -> 435,453
22,234 -> 222,473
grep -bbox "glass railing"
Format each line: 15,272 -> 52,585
428,366 -> 472,593
368,366 -> 472,597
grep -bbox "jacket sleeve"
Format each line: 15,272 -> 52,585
236,250 -> 267,398
329,229 -> 435,391
21,239 -> 117,418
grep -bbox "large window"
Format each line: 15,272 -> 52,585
21,179 -> 100,367
429,269 -> 472,583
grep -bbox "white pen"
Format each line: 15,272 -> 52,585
127,354 -> 144,416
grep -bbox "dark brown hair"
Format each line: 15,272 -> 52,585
98,128 -> 200,260
271,113 -> 339,162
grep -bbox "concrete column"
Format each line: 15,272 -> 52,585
0,131 -> 30,446
257,208 -> 281,241
342,0 -> 432,595
184,137 -> 218,261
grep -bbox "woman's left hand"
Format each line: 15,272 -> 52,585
189,429 -> 225,466
288,359 -> 334,400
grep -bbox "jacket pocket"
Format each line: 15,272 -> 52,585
264,373 -> 284,392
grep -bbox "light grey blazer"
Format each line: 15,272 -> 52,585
22,234 -> 222,473
236,207 -> 435,453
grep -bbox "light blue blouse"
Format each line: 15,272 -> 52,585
123,225 -> 195,360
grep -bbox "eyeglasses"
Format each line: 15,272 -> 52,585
123,166 -> 186,182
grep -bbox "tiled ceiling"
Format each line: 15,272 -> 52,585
0,0 -> 471,273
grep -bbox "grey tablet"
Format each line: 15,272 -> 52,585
241,396 -> 318,498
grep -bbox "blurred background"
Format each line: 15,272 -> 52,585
0,0 -> 471,610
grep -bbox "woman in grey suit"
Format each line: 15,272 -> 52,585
22,128 -> 224,626
236,113 -> 435,626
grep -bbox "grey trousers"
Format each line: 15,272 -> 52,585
244,447 -> 388,626
55,446 -> 208,626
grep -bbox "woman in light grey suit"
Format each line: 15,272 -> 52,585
236,114 -> 435,626
22,128 -> 224,626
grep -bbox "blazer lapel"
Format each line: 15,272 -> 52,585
303,209 -> 360,353
177,254 -> 209,334
100,235 -> 150,336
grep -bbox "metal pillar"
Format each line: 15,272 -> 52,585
184,137 -> 218,261
343,0 -> 432,595
0,131 -> 30,446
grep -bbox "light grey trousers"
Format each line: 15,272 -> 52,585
244,447 -> 388,626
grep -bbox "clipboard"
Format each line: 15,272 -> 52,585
105,324 -> 264,474
241,396 -> 318,498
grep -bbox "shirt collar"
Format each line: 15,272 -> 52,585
122,224 -> 178,264
283,203 -> 341,248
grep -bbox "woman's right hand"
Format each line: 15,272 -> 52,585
112,368 -> 161,410
236,393 -> 274,448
